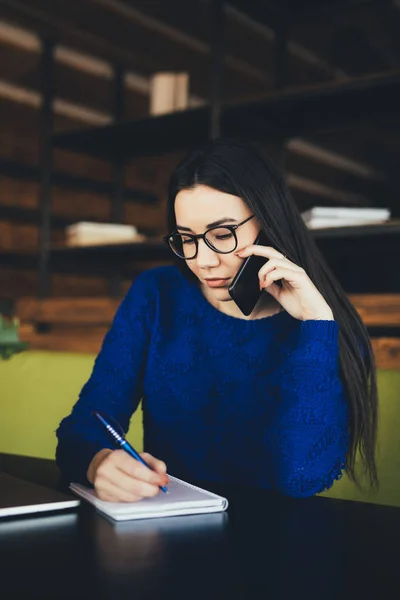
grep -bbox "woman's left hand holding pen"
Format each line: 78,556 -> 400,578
87,449 -> 170,502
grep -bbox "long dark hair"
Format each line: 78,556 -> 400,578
167,137 -> 378,489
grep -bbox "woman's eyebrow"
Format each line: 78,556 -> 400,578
176,217 -> 239,232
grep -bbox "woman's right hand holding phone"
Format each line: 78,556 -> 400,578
87,448 -> 170,502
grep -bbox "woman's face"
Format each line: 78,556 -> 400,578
174,185 -> 260,305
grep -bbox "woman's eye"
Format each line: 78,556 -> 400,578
183,238 -> 195,245
216,233 -> 233,240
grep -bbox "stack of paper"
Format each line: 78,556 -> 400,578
66,222 -> 146,247
301,207 -> 391,229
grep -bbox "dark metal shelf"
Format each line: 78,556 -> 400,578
0,205 -> 72,229
1,250 -> 39,271
1,242 -> 170,278
3,221 -> 400,292
3,220 -> 400,263
0,205 -> 158,236
45,240 -> 172,278
50,239 -> 170,261
311,220 -> 400,238
0,159 -> 159,205
52,70 -> 400,161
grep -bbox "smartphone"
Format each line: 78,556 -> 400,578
228,230 -> 271,316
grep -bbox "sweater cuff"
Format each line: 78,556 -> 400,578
56,439 -> 111,487
295,319 -> 339,359
300,318 -> 338,340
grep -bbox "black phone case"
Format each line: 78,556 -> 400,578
228,231 -> 270,316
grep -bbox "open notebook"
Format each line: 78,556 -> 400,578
70,476 -> 228,521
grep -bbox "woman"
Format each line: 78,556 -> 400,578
56,137 -> 378,500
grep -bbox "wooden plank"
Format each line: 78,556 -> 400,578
349,294 -> 400,326
15,297 -> 120,325
19,324 -> 106,354
0,267 -> 133,298
14,293 -> 400,326
11,293 -> 400,361
371,338 -> 400,370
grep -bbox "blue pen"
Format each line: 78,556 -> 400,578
92,411 -> 168,493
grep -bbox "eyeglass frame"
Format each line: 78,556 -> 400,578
163,214 -> 255,260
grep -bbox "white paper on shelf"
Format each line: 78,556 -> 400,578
66,222 -> 138,235
301,207 -> 390,223
66,233 -> 146,246
304,218 -> 388,229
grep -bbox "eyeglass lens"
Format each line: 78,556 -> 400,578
169,227 -> 237,258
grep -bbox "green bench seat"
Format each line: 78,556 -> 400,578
1,351 -> 399,507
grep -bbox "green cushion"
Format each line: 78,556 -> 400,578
1,351 -> 399,507
319,370 -> 400,508
0,350 -> 143,458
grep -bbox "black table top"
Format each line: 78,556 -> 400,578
0,453 -> 399,600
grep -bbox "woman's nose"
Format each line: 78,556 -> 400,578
196,239 -> 220,268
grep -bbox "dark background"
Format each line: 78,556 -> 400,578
0,0 -> 399,299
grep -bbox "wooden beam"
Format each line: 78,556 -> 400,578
19,323 -> 106,354
0,77 -> 111,125
11,293 -> 400,367
349,294 -> 400,326
286,153 -> 395,208
286,173 -> 370,205
15,296 -> 119,325
287,138 -> 380,179
15,294 -> 400,326
370,338 -> 400,370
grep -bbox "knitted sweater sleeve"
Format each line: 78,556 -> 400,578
265,320 -> 349,498
55,272 -> 155,485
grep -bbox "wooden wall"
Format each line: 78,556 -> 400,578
1,23 -> 400,368
0,49 -> 180,298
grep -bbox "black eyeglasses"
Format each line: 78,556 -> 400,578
163,215 -> 255,260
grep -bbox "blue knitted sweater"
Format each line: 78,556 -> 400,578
56,265 -> 348,498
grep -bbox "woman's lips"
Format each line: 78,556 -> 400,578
204,278 -> 230,288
